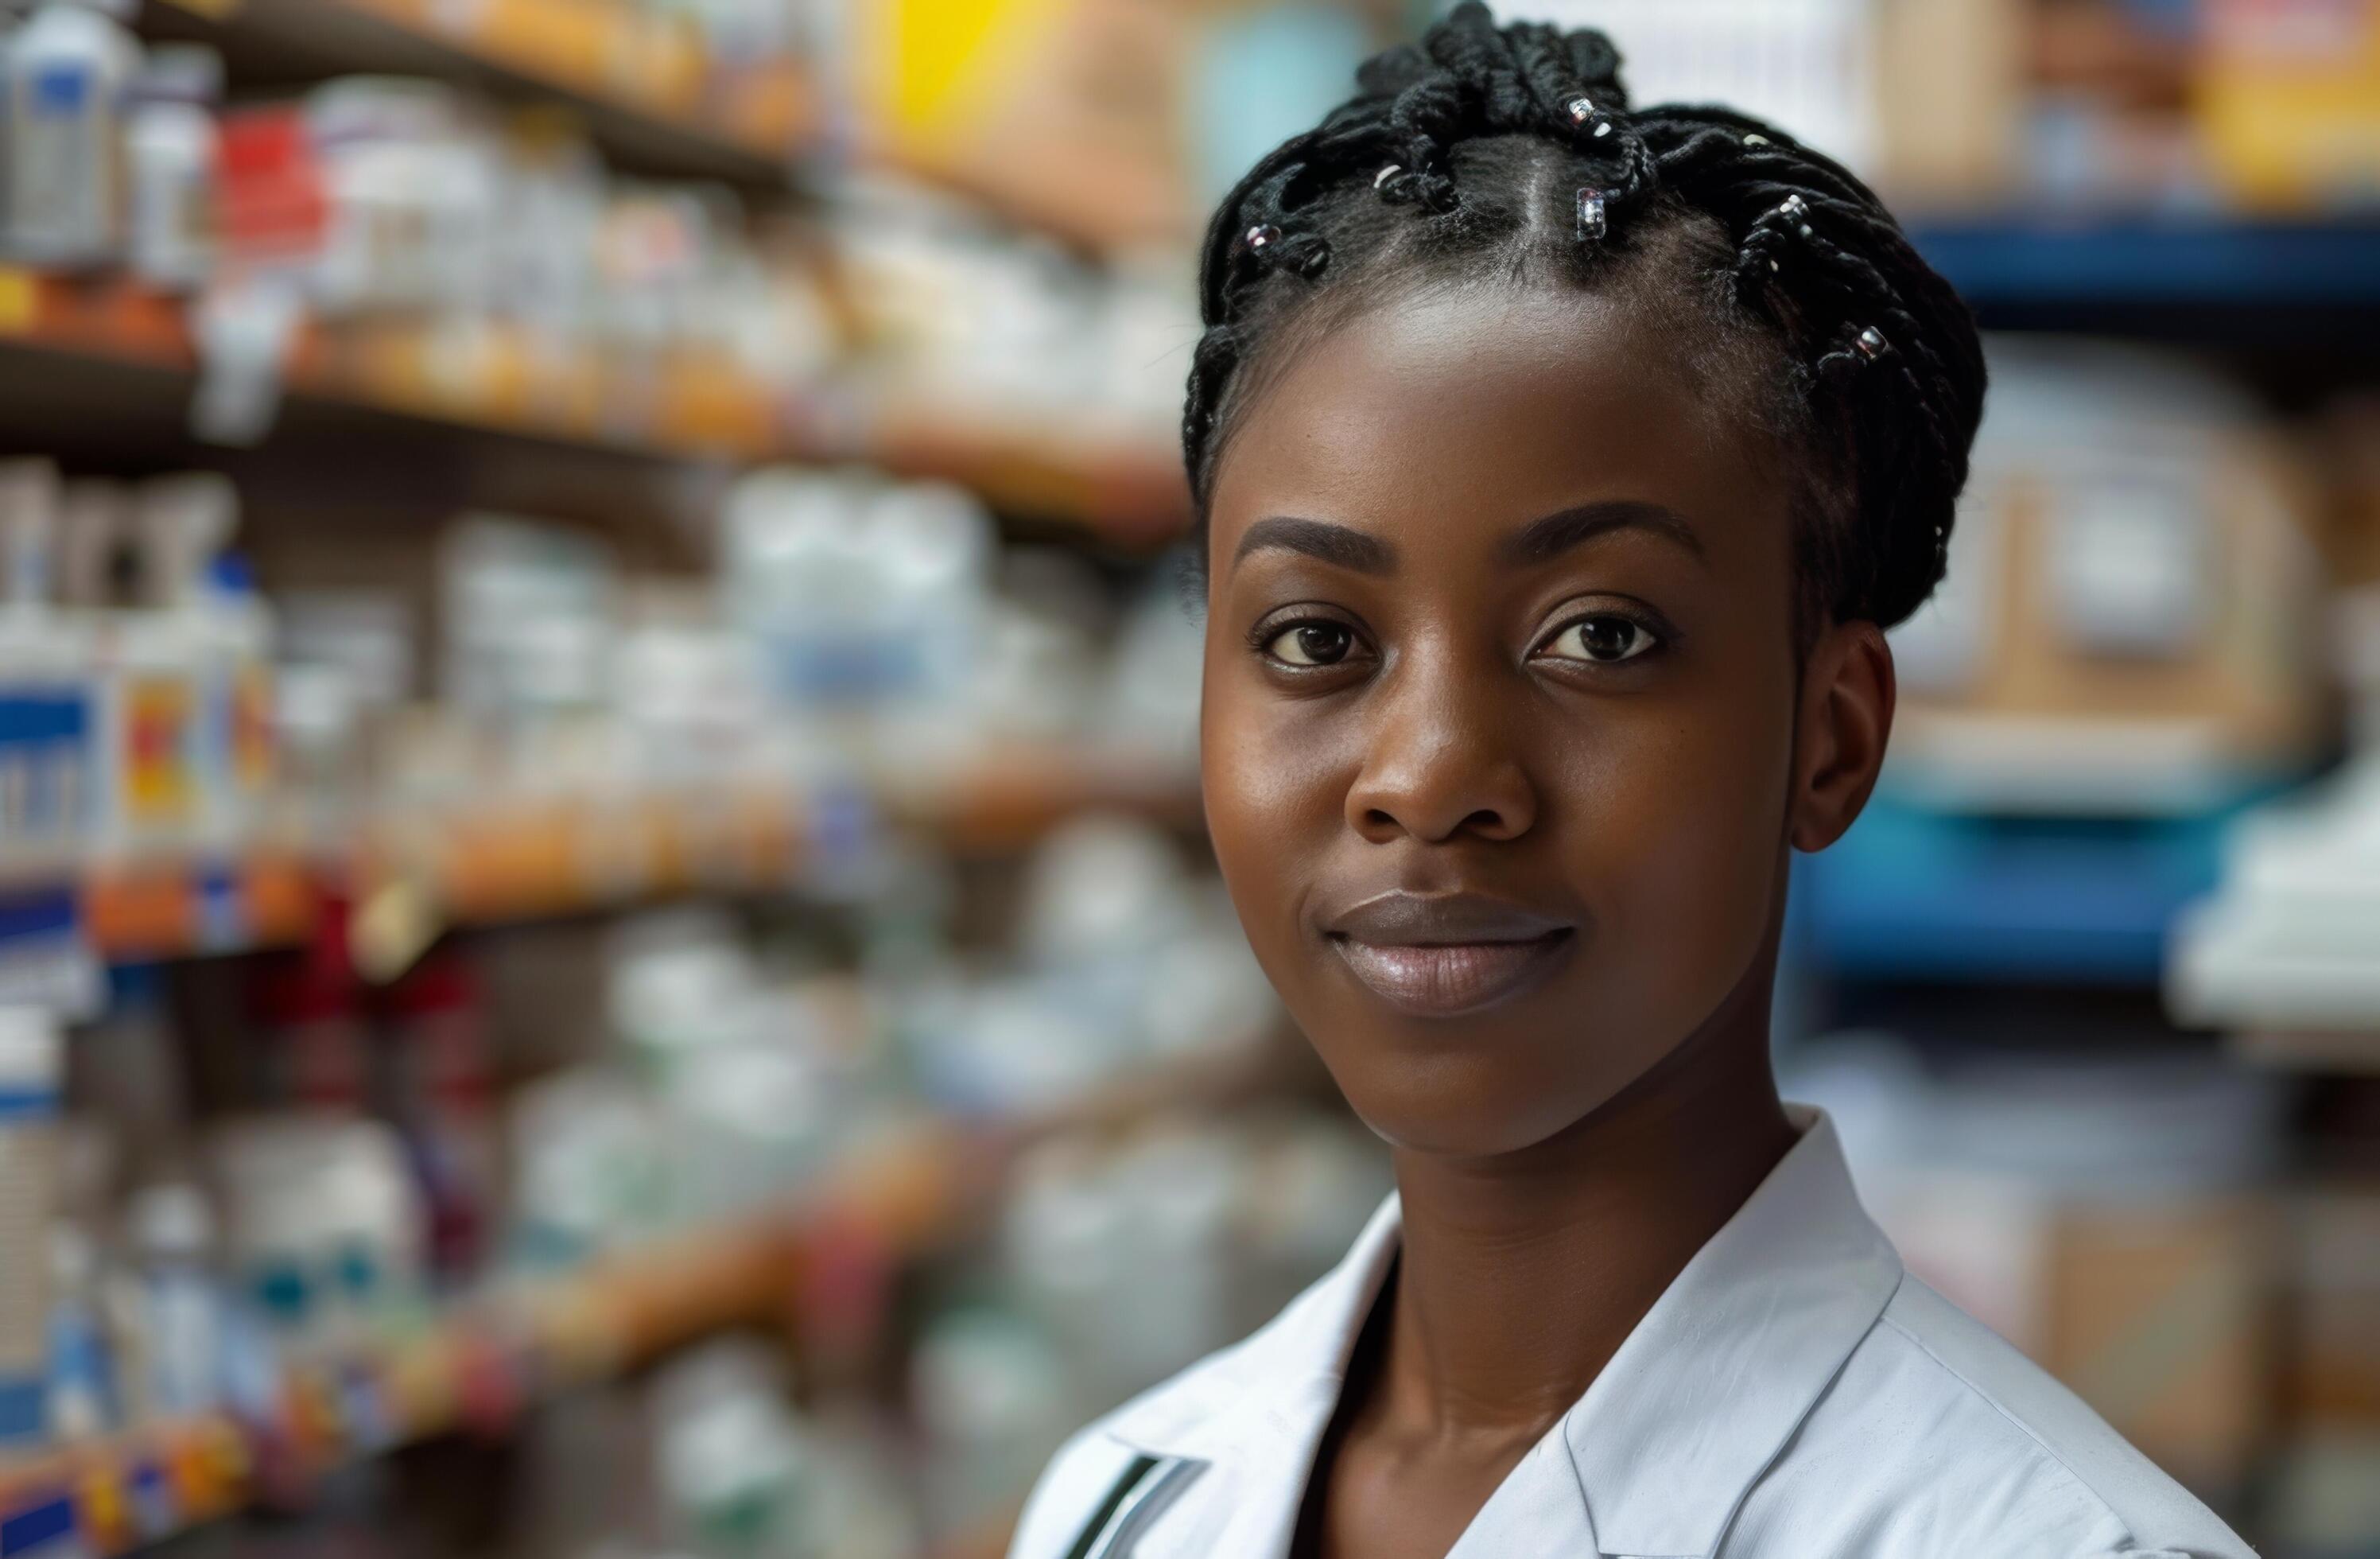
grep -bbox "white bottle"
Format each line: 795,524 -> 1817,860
0,461 -> 91,859
124,43 -> 219,292
0,459 -> 59,608
134,473 -> 255,847
1,0 -> 139,270
45,1219 -> 115,1443
127,1183 -> 223,1421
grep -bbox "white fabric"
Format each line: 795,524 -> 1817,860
1007,1103 -> 2256,1558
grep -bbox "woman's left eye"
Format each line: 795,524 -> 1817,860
1538,614 -> 1659,665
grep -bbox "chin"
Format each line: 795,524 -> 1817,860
1307,1023 -> 1647,1161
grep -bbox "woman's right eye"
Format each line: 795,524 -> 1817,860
1264,621 -> 1358,667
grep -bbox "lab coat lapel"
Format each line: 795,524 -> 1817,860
1559,1105 -> 1904,1557
1098,1189 -> 1405,1556
1089,1106 -> 1901,1559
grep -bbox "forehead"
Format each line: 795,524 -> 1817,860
1206,284 -> 1785,569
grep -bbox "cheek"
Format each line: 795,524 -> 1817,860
1198,650 -> 1341,980
1561,667 -> 1795,1029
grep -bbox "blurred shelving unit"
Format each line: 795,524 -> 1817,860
0,1129 -> 950,1554
0,1197 -> 823,1557
0,0 -> 1210,1531
1792,210 -> 2380,993
0,269 -> 1191,545
1907,213 -> 2380,344
0,742 -> 1202,967
142,0 -> 821,187
142,0 -> 1197,261
859,131 -> 1193,260
1792,798 -> 2243,986
0,0 -> 1205,548
2231,1029 -> 2380,1075
0,1030 -> 1290,1558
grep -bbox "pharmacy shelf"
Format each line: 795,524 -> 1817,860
17,743 -> 1200,967
872,739 -> 1205,856
865,138 -> 1195,258
146,0 -> 819,189
77,851 -> 320,962
1792,794 -> 2238,986
0,1118 -> 969,1558
0,1036 -> 1283,1558
2230,1030 -> 2380,1076
0,270 -> 1191,542
145,0 -> 1188,257
1905,213 -> 2380,342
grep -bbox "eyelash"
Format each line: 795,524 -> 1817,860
1244,612 -> 1369,671
1244,605 -> 1675,673
1532,606 -> 1671,667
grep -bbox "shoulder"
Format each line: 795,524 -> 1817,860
1729,1275 -> 2258,1559
1004,1338 -> 1248,1559
1007,1418 -> 1153,1559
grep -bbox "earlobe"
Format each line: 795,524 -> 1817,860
1788,622 -> 1896,853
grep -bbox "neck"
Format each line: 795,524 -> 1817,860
1372,962 -> 1796,1447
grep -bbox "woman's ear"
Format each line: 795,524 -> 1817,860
1789,620 -> 1896,853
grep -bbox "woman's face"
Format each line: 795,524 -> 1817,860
1200,284 -> 1884,1157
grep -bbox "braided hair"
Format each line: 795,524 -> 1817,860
1183,3 -> 1986,637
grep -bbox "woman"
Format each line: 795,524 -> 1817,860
1009,9 -> 2254,1557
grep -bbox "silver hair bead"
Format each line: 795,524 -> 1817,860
1778,194 -> 1810,223
1743,133 -> 1770,146
1853,325 -> 1889,360
1594,121 -> 1613,138
1576,187 -> 1609,242
1567,96 -> 1595,123
1243,224 -> 1281,253
1374,164 -> 1402,189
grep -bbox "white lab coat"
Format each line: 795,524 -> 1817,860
1006,1104 -> 2255,1558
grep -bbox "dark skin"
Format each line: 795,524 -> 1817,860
1196,283 -> 1897,1559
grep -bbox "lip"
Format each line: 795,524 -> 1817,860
1322,892 -> 1578,1018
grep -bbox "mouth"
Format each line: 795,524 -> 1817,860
1320,892 -> 1578,1018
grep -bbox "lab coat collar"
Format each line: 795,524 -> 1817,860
1101,1103 -> 1903,1559
1098,1184 -> 1403,1468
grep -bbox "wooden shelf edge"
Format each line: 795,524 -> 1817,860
32,753 -> 1199,962
0,271 -> 1190,541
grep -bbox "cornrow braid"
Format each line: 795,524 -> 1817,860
1182,2 -> 1986,635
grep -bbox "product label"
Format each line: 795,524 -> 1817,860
7,64 -> 111,262
31,65 -> 87,115
123,673 -> 197,826
0,687 -> 91,842
233,663 -> 274,795
0,268 -> 37,333
0,888 -> 99,1018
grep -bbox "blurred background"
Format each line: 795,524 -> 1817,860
0,0 -> 2370,1555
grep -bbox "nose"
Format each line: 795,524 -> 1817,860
1345,648 -> 1539,845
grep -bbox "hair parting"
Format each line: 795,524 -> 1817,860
1183,2 -> 1987,636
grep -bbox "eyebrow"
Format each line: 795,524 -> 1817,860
1227,500 -> 1706,580
1231,515 -> 1398,576
1497,501 -> 1707,569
